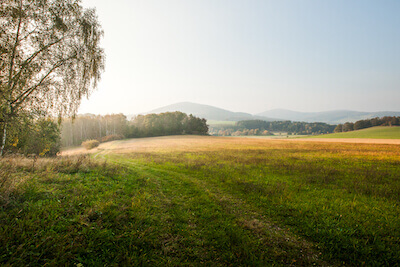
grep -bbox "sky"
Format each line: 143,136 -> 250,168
78,0 -> 400,115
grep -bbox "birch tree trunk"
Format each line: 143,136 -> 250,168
1,122 -> 7,157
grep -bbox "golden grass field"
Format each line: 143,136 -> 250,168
61,135 -> 400,157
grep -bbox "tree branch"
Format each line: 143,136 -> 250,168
10,37 -> 65,91
7,1 -> 23,96
11,54 -> 77,108
18,24 -> 39,43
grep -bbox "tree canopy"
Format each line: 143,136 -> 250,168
0,0 -> 105,155
334,116 -> 400,133
210,120 -> 336,136
59,112 -> 209,148
129,112 -> 209,138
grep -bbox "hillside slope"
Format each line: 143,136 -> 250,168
312,126 -> 400,139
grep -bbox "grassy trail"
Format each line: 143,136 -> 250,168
106,154 -> 324,265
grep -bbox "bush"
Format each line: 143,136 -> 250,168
26,118 -> 61,156
82,140 -> 100,150
99,134 -> 124,143
3,117 -> 61,157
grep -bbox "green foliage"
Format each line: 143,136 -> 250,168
26,118 -> 61,156
335,116 -> 400,133
183,114 -> 209,134
210,119 -> 336,136
2,116 -> 60,156
82,140 -> 100,150
129,112 -> 208,137
342,122 -> 354,132
334,124 -> 342,133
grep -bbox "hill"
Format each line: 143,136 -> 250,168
312,126 -> 400,139
136,102 -> 400,124
257,109 -> 400,124
146,102 -> 275,122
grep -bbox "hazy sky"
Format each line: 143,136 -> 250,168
78,0 -> 400,115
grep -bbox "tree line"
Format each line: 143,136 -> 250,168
210,120 -> 336,136
334,116 -> 400,133
61,114 -> 128,147
1,111 -> 208,156
213,128 -> 274,137
129,112 -> 208,138
61,111 -> 208,147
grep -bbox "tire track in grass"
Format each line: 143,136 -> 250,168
106,154 -> 329,266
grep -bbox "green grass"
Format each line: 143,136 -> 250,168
1,137 -> 400,265
312,126 -> 400,139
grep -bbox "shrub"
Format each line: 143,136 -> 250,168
2,116 -> 61,157
82,140 -> 100,150
26,118 -> 61,156
99,134 -> 124,143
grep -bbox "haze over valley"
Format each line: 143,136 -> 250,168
140,101 -> 400,124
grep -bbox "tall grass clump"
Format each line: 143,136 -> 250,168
82,140 -> 100,150
0,154 -> 125,265
0,155 -> 118,207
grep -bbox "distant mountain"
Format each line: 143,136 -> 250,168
257,109 -> 400,124
146,102 -> 275,122
139,102 -> 400,125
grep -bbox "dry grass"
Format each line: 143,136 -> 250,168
82,140 -> 100,150
61,135 -> 400,162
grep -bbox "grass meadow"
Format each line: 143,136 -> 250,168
312,126 -> 400,139
1,136 -> 400,266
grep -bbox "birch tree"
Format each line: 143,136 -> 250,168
0,0 -> 104,156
